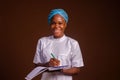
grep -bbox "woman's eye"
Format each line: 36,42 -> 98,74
59,22 -> 62,25
51,22 -> 55,25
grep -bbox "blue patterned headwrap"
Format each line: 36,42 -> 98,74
48,9 -> 68,24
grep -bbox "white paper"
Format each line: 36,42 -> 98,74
25,65 -> 69,80
48,65 -> 68,71
25,66 -> 47,80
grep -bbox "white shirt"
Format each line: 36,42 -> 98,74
33,35 -> 84,80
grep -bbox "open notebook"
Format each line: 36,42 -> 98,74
25,65 -> 68,80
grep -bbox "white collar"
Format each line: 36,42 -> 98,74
51,35 -> 66,42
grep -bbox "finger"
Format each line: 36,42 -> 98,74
49,60 -> 57,66
52,58 -> 60,63
49,58 -> 60,66
50,58 -> 54,61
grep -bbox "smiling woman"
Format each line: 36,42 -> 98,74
32,9 -> 84,80
48,9 -> 68,38
50,14 -> 67,38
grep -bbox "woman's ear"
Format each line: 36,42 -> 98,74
65,22 -> 67,28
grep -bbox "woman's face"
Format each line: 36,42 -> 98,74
50,14 -> 67,38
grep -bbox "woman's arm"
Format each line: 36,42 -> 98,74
34,58 -> 60,67
61,67 -> 80,75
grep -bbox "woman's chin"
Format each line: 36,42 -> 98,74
54,35 -> 60,38
53,34 -> 62,38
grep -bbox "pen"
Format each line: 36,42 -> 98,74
51,53 -> 56,58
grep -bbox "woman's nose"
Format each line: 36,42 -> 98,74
54,24 -> 60,28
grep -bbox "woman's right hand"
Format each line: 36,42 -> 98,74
49,58 -> 60,67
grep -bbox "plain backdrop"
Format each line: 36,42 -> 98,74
0,0 -> 119,80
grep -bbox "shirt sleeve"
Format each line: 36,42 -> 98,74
71,41 -> 84,67
33,39 -> 44,64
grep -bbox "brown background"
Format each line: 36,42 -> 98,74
0,0 -> 119,80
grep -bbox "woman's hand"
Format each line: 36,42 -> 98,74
49,58 -> 60,67
61,67 -> 80,75
34,58 -> 60,67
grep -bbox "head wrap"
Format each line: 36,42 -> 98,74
48,9 -> 68,24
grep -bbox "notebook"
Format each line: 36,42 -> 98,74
25,65 -> 68,80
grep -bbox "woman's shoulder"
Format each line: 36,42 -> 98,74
37,35 -> 52,42
66,36 -> 79,44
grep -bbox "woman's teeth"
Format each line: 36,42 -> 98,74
54,29 -> 60,32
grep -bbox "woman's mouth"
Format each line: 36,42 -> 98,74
54,29 -> 61,33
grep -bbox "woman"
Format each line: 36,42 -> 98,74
33,9 -> 84,80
